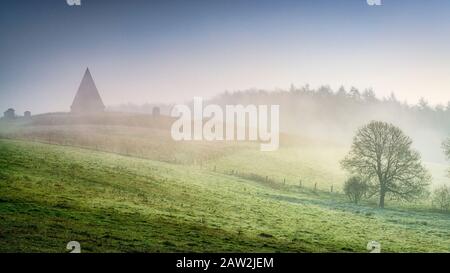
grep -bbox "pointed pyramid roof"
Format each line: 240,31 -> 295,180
71,68 -> 105,113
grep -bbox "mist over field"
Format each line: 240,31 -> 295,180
214,87 -> 450,163
1,0 -> 450,255
111,85 -> 450,163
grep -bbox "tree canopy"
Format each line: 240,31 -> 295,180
341,121 -> 430,208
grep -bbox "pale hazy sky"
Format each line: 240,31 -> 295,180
1,0 -> 450,114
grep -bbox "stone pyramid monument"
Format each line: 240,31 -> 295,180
71,68 -> 105,113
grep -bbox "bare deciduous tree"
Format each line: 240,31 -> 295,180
443,138 -> 450,154
442,138 -> 450,176
341,121 -> 430,208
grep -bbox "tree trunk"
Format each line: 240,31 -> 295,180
379,191 -> 385,209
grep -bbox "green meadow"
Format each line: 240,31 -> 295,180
0,115 -> 450,253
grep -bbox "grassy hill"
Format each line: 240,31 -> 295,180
1,113 -> 450,253
0,113 -> 351,192
1,139 -> 450,253
1,113 -> 448,191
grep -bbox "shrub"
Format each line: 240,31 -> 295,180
431,185 -> 450,212
343,176 -> 368,204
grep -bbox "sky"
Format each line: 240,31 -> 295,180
1,0 -> 450,114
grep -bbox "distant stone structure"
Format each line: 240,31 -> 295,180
71,68 -> 105,114
3,108 -> 15,120
24,111 -> 31,118
152,107 -> 161,117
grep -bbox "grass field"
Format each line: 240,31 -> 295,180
1,137 -> 450,253
1,113 -> 449,253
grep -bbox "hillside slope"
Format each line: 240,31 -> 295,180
1,114 -> 448,192
0,139 -> 449,253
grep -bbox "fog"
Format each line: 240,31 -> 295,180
21,79 -> 447,165
4,1 -> 450,116
202,86 -> 450,163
